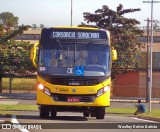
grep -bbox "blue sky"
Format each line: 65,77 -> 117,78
0,0 -> 160,27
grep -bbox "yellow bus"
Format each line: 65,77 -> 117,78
31,26 -> 117,119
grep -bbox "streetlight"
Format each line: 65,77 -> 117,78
149,0 -> 153,114
144,18 -> 159,104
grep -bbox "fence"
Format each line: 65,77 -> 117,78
112,71 -> 160,98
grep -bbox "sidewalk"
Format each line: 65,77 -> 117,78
0,93 -> 36,100
111,97 -> 160,103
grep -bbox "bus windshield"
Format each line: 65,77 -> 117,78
38,43 -> 110,76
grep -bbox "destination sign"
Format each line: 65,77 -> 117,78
52,31 -> 100,39
41,28 -> 108,40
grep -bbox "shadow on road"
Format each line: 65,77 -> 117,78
16,115 -> 88,121
50,116 -> 88,121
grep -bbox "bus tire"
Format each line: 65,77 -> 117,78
39,105 -> 49,118
51,107 -> 57,118
91,112 -> 96,117
83,111 -> 90,117
90,107 -> 96,117
96,107 -> 105,119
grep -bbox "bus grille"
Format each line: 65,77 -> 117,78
51,93 -> 96,102
47,78 -> 99,86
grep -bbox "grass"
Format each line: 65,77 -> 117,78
142,109 -> 160,118
0,104 -> 38,111
2,78 -> 36,90
106,107 -> 136,114
106,107 -> 160,119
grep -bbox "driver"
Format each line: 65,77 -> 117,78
91,55 -> 99,64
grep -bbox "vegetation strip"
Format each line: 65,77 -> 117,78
0,104 -> 38,111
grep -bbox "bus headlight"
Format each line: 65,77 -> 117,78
37,83 -> 51,96
38,84 -> 44,90
97,86 -> 110,97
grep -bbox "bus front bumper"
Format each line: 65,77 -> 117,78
37,90 -> 110,107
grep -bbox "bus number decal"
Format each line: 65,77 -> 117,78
67,68 -> 73,74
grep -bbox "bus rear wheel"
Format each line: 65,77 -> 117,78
39,105 -> 50,118
95,107 -> 105,119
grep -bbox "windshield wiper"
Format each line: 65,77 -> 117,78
56,39 -> 63,50
87,40 -> 95,49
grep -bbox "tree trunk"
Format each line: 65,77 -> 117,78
0,77 -> 2,93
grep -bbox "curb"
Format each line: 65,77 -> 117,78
111,99 -> 160,104
0,93 -> 36,100
137,116 -> 160,122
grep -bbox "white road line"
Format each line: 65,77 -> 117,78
11,115 -> 29,132
131,117 -> 158,123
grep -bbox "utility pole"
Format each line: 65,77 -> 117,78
144,18 -> 150,103
71,0 -> 73,26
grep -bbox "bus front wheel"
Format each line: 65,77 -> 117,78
39,105 -> 50,118
95,107 -> 105,119
83,111 -> 90,117
51,107 -> 57,118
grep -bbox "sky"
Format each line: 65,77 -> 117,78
0,0 -> 160,27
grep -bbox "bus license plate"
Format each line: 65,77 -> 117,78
67,97 -> 80,102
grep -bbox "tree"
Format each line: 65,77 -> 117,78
142,20 -> 160,33
32,24 -> 37,29
0,40 -> 35,74
40,24 -> 45,28
82,4 -> 144,74
153,20 -> 160,33
0,12 -> 35,93
0,12 -> 18,28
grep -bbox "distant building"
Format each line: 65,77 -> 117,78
14,28 -> 41,44
113,32 -> 160,98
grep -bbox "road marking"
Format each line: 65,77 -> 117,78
11,115 -> 29,132
131,117 -> 158,123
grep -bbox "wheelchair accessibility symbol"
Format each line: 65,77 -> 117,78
74,66 -> 84,76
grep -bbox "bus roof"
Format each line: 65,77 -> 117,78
52,26 -> 99,30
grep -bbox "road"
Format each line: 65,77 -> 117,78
0,94 -> 160,132
1,111 -> 160,132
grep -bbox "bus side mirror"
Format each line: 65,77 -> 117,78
112,49 -> 117,61
30,42 -> 39,68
